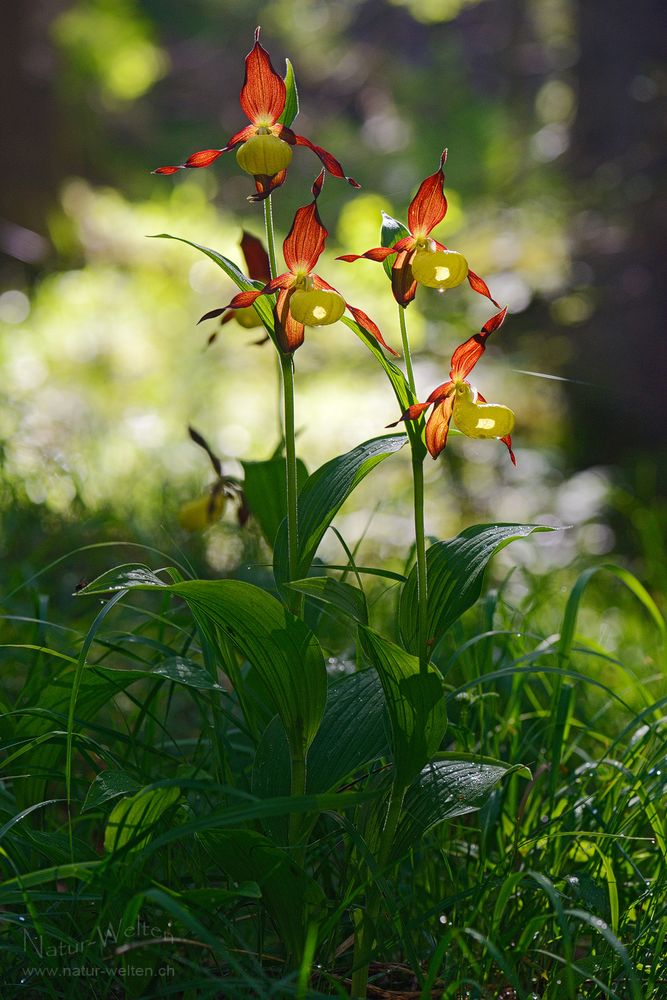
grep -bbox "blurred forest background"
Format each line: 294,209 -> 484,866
1,0 -> 665,612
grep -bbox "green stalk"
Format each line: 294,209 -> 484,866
289,747 -> 307,845
280,351 -> 300,609
398,304 -> 416,395
262,193 -> 279,279
264,195 -> 300,611
412,453 -> 428,673
263,195 -> 284,434
399,305 -> 429,673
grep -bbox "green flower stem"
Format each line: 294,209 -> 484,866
280,352 -> 301,612
263,195 -> 300,613
262,194 -> 279,280
263,195 -> 284,434
398,304 -> 416,395
398,305 -> 429,674
289,748 -> 307,845
412,453 -> 429,673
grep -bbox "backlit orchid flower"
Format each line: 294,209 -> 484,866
154,28 -> 359,203
218,172 -> 395,355
337,150 -> 498,308
201,231 -> 271,345
393,307 -> 516,462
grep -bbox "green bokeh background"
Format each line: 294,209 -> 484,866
1,0 -> 665,610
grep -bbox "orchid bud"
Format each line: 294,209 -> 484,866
236,134 -> 293,177
453,384 -> 515,439
234,305 -> 264,329
289,288 -> 346,326
411,249 -> 468,290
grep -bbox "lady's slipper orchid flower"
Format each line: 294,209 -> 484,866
153,28 -> 359,203
337,150 -> 498,308
218,172 -> 396,355
201,231 -> 271,345
394,306 -> 516,463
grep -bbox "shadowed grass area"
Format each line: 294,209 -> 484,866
1,540 -> 664,998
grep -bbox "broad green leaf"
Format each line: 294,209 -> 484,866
171,580 -> 326,756
242,456 -> 308,548
82,770 -> 140,813
151,234 -> 276,336
285,576 -> 368,625
380,211 -> 410,280
307,669 -> 388,792
399,523 -> 555,653
198,829 -> 325,960
105,785 -> 181,854
392,758 -> 523,859
360,627 -> 446,789
278,58 -> 299,127
77,563 -> 172,595
152,656 -> 223,691
251,670 -> 389,840
274,434 -> 407,588
76,575 -> 327,758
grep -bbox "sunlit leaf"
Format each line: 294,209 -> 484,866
285,576 -> 368,625
274,434 -> 407,589
104,785 -> 181,854
82,770 -> 140,813
392,758 -> 525,859
278,58 -> 299,127
151,233 -> 276,337
76,563 -> 176,595
172,580 -> 326,756
399,523 -> 555,653
380,211 -> 410,280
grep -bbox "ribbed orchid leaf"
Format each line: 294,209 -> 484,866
242,456 -> 308,548
399,523 -> 555,654
273,434 -> 407,589
360,627 -> 447,789
392,757 -> 528,859
285,576 -> 368,625
151,234 -> 276,335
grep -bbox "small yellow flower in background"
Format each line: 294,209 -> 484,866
178,489 -> 226,532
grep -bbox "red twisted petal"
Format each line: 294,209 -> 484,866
387,401 -> 432,427
467,269 -> 501,308
239,28 -> 286,125
240,231 -> 271,283
391,250 -> 418,306
337,247 -> 397,263
293,134 -> 360,188
247,168 -> 288,203
449,306 -> 509,380
346,303 -> 398,356
407,149 -> 448,237
425,393 -> 455,459
282,178 -> 327,273
274,287 -> 305,353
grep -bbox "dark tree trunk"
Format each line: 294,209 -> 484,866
566,0 -> 667,473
